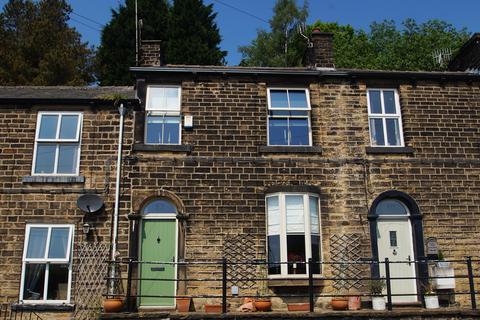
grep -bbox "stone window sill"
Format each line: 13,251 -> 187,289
22,176 -> 85,184
133,144 -> 192,153
268,278 -> 325,287
365,146 -> 415,155
11,303 -> 75,312
258,146 -> 322,154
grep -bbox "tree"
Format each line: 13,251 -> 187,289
96,0 -> 169,86
239,0 -> 308,67
0,0 -> 94,85
166,0 -> 226,65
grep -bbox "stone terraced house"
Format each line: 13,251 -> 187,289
0,31 -> 479,319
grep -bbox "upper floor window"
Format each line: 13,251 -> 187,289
33,112 -> 82,175
267,88 -> 312,146
145,86 -> 181,145
367,89 -> 404,147
20,224 -> 74,303
266,193 -> 321,277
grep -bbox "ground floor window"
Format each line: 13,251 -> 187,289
266,193 -> 321,277
20,224 -> 74,303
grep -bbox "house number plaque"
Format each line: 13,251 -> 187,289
426,237 -> 438,255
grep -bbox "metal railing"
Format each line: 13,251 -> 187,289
0,304 -> 45,320
106,256 -> 480,313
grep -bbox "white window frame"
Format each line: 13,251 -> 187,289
367,88 -> 405,147
265,192 -> 323,279
32,111 -> 83,176
267,88 -> 312,146
144,85 -> 182,145
19,224 -> 74,304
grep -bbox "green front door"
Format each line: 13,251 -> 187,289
140,219 -> 176,307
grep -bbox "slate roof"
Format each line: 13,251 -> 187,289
0,86 -> 135,100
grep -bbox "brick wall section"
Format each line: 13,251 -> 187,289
306,31 -> 335,68
0,76 -> 479,317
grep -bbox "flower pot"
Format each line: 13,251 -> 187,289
348,296 -> 361,310
330,298 -> 348,310
103,298 -> 123,313
425,295 -> 439,309
372,296 -> 386,311
254,299 -> 272,312
287,303 -> 310,311
176,297 -> 192,312
204,304 -> 222,313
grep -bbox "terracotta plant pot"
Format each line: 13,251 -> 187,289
287,303 -> 310,311
103,298 -> 124,313
330,298 -> 348,310
254,299 -> 272,312
204,304 -> 222,313
348,296 -> 361,310
176,297 -> 193,312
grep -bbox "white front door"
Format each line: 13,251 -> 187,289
377,218 -> 417,303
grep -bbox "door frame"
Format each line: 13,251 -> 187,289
368,190 -> 427,301
138,214 -> 179,308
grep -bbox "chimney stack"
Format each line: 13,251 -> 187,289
139,40 -> 163,67
306,29 -> 334,69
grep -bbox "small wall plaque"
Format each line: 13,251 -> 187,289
426,237 -> 439,255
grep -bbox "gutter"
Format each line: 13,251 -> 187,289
0,98 -> 139,106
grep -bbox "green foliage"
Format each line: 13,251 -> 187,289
0,0 -> 94,85
369,279 -> 386,296
240,1 -> 469,71
96,0 -> 169,86
239,0 -> 308,67
97,0 -> 225,85
166,0 -> 226,65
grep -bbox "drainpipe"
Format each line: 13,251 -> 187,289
110,103 -> 126,295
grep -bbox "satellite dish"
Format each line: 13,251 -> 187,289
77,194 -> 104,214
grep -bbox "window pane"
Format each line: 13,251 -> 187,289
165,87 -> 180,111
386,118 -> 401,146
23,264 -> 45,300
287,235 -> 306,274
270,90 -> 288,108
47,264 -> 69,300
267,196 -> 280,235
289,118 -> 309,145
289,90 -> 308,108
368,90 -> 382,114
286,195 -> 304,233
147,87 -> 166,109
267,235 -> 281,275
26,227 -> 48,259
369,118 -> 385,146
59,115 -> 79,139
309,197 -> 320,235
311,235 -> 321,273
57,144 -> 78,174
162,116 -> 180,144
38,115 -> 58,139
146,116 -> 163,144
375,199 -> 408,215
383,90 -> 397,114
48,228 -> 70,259
143,199 -> 177,214
34,144 -> 57,174
268,118 -> 288,145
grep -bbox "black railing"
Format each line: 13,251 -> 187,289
106,256 -> 480,313
0,304 -> 45,320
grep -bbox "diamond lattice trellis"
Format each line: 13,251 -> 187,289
223,234 -> 256,289
330,233 -> 364,290
71,242 -> 109,320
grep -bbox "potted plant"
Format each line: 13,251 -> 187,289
253,264 -> 272,312
432,251 -> 455,290
176,295 -> 193,312
423,283 -> 439,309
103,296 -> 124,313
369,279 -> 386,311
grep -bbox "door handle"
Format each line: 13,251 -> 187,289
407,255 -> 412,266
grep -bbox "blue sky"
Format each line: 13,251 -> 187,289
1,0 -> 479,65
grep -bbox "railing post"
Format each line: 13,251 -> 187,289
222,258 -> 227,314
467,256 -> 477,310
384,257 -> 392,311
126,258 -> 134,312
308,258 -> 314,312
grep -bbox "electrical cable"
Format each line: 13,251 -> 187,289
211,0 -> 270,24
